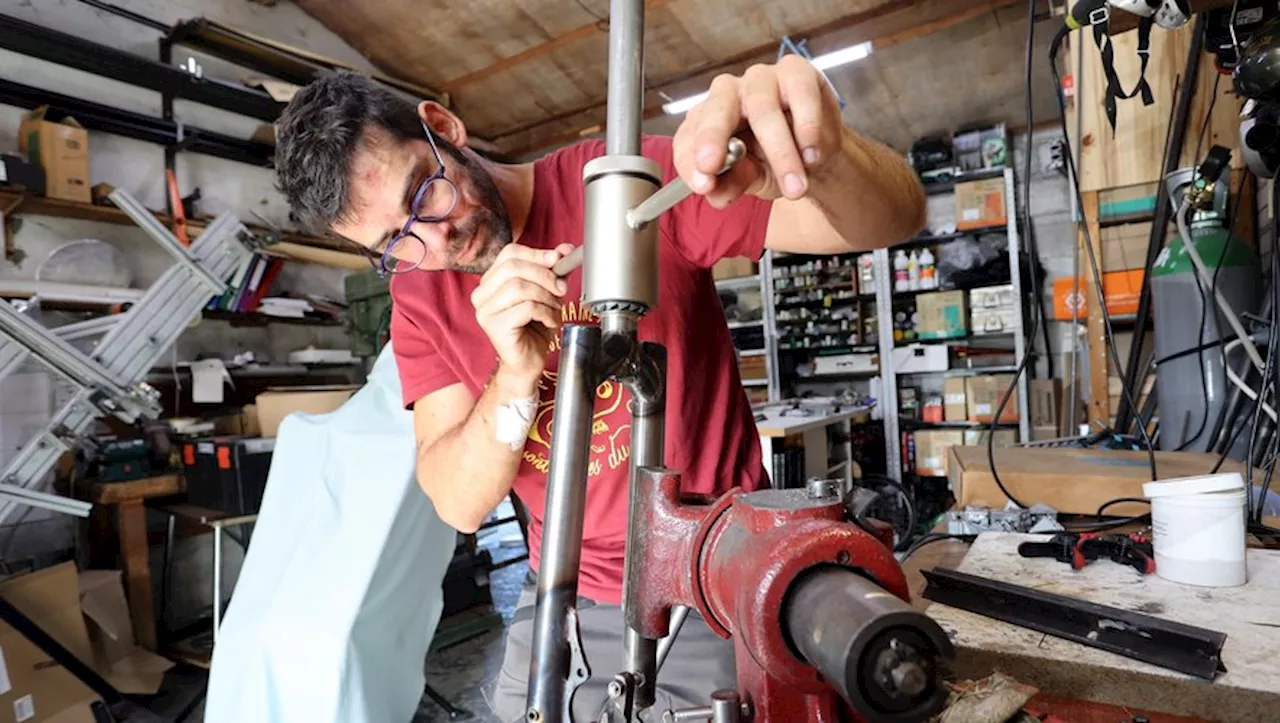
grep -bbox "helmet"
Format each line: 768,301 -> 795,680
1235,14 -> 1280,102
1106,0 -> 1161,18
1153,0 -> 1191,29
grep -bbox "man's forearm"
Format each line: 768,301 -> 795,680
418,364 -> 538,533
808,127 -> 927,249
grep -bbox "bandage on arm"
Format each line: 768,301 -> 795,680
412,367 -> 540,533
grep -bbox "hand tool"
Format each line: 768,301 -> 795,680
550,138 -> 746,279
1017,532 -> 1155,574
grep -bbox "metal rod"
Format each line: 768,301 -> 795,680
213,526 -> 223,645
605,0 -> 645,156
1115,16 -> 1206,433
626,139 -> 747,229
528,324 -> 602,722
710,691 -> 741,723
655,605 -> 690,673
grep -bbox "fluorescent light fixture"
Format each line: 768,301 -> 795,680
661,41 -> 873,116
662,91 -> 709,116
811,41 -> 873,71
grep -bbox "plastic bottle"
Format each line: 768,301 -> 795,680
907,250 -> 920,291
893,250 -> 909,292
919,247 -> 936,290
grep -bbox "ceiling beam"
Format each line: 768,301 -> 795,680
442,0 -> 670,92
502,0 -> 1023,156
491,0 -> 910,144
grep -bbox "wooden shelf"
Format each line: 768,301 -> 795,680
201,309 -> 344,327
0,189 -> 357,256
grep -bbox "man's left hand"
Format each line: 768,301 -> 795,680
671,54 -> 845,209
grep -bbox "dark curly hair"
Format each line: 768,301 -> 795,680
274,71 -> 423,233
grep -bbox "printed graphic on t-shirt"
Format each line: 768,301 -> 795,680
521,299 -> 633,479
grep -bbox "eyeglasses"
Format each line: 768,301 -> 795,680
370,121 -> 460,278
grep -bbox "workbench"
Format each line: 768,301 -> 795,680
925,533 -> 1280,722
754,401 -> 869,488
81,473 -> 184,651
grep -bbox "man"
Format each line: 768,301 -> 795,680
274,57 -> 924,720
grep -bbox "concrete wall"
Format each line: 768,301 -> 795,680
0,1 -> 367,604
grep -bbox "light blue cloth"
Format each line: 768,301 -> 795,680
205,344 -> 456,723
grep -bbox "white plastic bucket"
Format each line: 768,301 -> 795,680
1143,473 -> 1247,588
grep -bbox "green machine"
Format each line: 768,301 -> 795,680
344,270 -> 392,360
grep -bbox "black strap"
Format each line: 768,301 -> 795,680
1093,14 -> 1156,131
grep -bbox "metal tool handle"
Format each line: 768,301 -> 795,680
626,138 -> 747,230
551,139 -> 748,279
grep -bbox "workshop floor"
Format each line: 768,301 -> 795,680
151,519 -> 529,723
414,555 -> 528,723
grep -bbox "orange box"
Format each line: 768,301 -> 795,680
1052,270 -> 1144,320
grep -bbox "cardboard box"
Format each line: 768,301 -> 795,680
1052,270 -> 1144,320
944,377 -> 968,422
962,429 -> 1018,447
971,307 -> 1015,335
947,446 -> 1244,515
77,572 -> 172,695
17,107 -> 90,204
1098,182 -> 1158,222
0,564 -> 98,722
1100,222 -> 1162,271
916,291 -> 968,340
891,344 -> 949,374
712,257 -> 756,280
954,177 -> 1007,230
914,430 -> 964,477
813,352 -> 877,376
1029,379 -> 1061,430
965,374 -> 1018,423
969,284 -> 1014,309
255,386 -> 359,437
738,354 -> 767,381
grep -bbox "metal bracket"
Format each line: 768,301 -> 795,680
565,607 -> 591,723
921,567 -> 1228,679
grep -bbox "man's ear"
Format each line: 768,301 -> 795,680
418,101 -> 468,148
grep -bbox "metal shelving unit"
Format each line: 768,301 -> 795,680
718,259 -> 781,403
876,167 -> 1032,479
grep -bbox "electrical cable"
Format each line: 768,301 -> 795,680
862,473 -> 918,551
1047,24 -> 1159,474
1096,497 -> 1150,516
985,0 -> 1045,510
1171,83 -> 1223,451
896,533 -> 976,562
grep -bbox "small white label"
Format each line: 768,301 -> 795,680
945,393 -> 965,404
241,438 -> 275,454
0,646 -> 10,694
923,456 -> 941,469
197,442 -> 214,454
962,208 -> 980,222
0,162 -> 7,183
14,694 -> 33,722
975,403 -> 993,415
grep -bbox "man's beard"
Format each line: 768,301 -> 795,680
439,144 -> 512,274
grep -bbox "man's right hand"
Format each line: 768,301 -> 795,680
471,243 -> 574,382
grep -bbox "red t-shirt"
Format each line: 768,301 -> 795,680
389,136 -> 770,604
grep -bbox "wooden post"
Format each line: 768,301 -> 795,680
116,499 -> 157,650
1081,190 -> 1109,427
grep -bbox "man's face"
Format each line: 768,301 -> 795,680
335,129 -> 511,274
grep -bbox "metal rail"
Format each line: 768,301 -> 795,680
921,567 -> 1227,680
